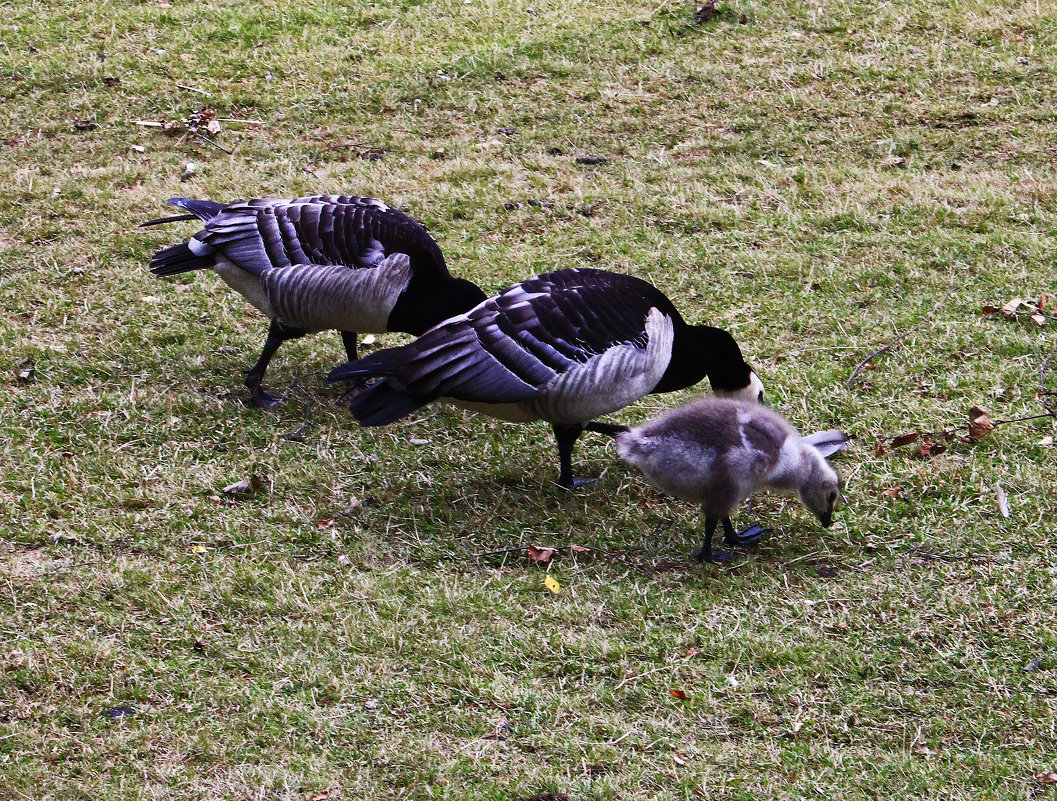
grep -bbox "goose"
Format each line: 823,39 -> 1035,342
586,397 -> 844,562
142,195 -> 486,407
327,267 -> 764,489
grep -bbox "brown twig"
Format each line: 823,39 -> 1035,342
1039,344 -> 1057,418
474,544 -> 652,578
847,324 -> 924,385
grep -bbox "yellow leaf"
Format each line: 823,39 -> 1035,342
544,575 -> 560,594
190,545 -> 206,553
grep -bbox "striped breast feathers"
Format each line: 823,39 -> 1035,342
261,253 -> 413,333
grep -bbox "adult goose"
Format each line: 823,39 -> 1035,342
142,195 -> 486,407
327,267 -> 764,489
588,398 -> 844,562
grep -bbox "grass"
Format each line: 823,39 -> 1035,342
2,0 -> 1057,797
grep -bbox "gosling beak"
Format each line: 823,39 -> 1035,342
820,510 -> 833,528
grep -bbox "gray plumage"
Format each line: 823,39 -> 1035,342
609,397 -> 843,563
143,195 -> 485,407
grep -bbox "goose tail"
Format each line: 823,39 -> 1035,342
328,352 -> 426,426
148,241 -> 214,276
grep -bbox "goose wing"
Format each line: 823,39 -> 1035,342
390,269 -> 677,413
192,195 -> 447,278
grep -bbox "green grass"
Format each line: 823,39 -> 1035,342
3,0 -> 1057,797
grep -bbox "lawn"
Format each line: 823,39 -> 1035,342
2,0 -> 1057,798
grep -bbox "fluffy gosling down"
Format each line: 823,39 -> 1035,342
588,398 -> 845,563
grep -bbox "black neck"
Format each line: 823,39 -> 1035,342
652,324 -> 751,395
387,274 -> 486,336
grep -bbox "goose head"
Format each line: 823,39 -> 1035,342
798,449 -> 841,528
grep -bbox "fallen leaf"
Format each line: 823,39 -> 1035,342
672,752 -> 688,766
882,486 -> 903,498
1001,297 -> 1027,316
1039,293 -> 1054,314
1040,436 -> 1053,446
309,793 -> 329,801
222,474 -> 264,497
544,575 -> 560,594
968,405 -> 994,441
981,303 -> 1000,318
917,437 -> 946,459
669,689 -> 689,700
1032,313 -> 1047,326
912,741 -> 940,756
527,546 -> 556,565
685,646 -> 700,658
1038,772 -> 1057,784
16,357 -> 34,382
364,698 -> 380,709
891,432 -> 919,449
316,518 -> 336,530
480,731 -> 507,741
693,0 -> 718,24
408,438 -> 431,446
103,76 -> 121,87
190,545 -> 207,554
570,544 -> 593,554
996,484 -> 1010,518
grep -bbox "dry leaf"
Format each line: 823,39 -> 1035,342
1037,771 -> 1057,784
912,742 -> 940,756
316,518 -> 336,530
693,0 -> 717,24
685,646 -> 700,658
1041,436 -> 1053,446
1032,313 -> 1047,326
1039,293 -> 1054,314
981,303 -> 1000,318
672,752 -> 688,766
16,357 -> 34,382
408,438 -> 431,446
891,432 -> 919,449
917,437 -> 946,459
309,793 -> 329,801
1001,297 -> 1027,316
996,484 -> 1010,518
882,486 -> 903,498
190,545 -> 207,553
527,546 -> 556,565
544,575 -> 560,594
669,689 -> 689,700
570,544 -> 593,554
968,405 -> 994,441
222,474 -> 264,497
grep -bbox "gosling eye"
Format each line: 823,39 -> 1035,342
758,389 -> 765,402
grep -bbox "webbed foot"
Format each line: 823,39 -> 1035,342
249,386 -> 282,409
723,524 -> 770,548
694,546 -> 739,564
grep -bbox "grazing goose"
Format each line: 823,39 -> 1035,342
142,195 -> 486,407
587,397 -> 844,562
327,268 -> 764,489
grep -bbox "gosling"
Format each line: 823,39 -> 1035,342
587,398 -> 843,563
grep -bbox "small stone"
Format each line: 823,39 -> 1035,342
180,162 -> 197,181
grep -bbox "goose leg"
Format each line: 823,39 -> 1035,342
340,330 -> 358,362
244,319 -> 307,408
552,423 -> 592,490
694,516 -> 736,564
721,517 -> 770,548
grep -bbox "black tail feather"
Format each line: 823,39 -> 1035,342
149,242 -> 213,276
140,213 -> 200,228
167,198 -> 226,221
327,351 -> 401,383
347,381 -> 427,426
583,421 -> 630,437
